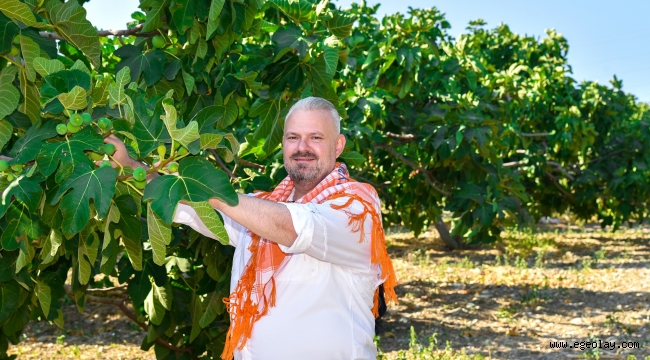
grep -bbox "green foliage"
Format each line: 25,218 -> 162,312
0,0 -> 649,358
0,0 -> 364,358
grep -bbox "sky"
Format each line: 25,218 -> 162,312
84,0 -> 650,103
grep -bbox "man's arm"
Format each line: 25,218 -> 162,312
208,196 -> 298,248
101,134 -> 297,247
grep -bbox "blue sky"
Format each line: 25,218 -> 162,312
85,0 -> 650,103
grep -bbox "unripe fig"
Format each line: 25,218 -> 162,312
10,164 -> 23,172
56,123 -> 68,135
152,35 -> 166,49
98,117 -> 112,130
6,174 -> 14,182
69,113 -> 83,127
133,167 -> 147,181
167,162 -> 179,173
81,113 -> 93,126
88,151 -> 104,161
104,143 -> 116,156
0,160 -> 8,172
100,160 -> 112,168
134,180 -> 147,189
9,46 -> 19,57
67,122 -> 80,134
157,144 -> 166,159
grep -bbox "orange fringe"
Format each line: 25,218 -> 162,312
327,191 -> 399,313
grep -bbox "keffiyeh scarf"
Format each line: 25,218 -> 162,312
221,162 -> 398,360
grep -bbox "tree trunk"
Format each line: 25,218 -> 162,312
434,218 -> 461,250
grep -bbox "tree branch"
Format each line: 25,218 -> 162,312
547,161 -> 575,181
238,158 -> 266,172
520,132 -> 549,137
85,284 -> 128,293
503,159 -> 576,180
503,161 -> 524,168
385,132 -> 417,140
377,145 -> 451,196
208,149 -> 237,180
39,24 -> 160,41
545,171 -> 575,200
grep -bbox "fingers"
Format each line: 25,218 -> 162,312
103,134 -> 121,145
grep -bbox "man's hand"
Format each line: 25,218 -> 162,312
99,135 -> 138,169
97,135 -> 159,182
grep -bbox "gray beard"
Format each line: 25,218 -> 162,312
287,162 -> 322,187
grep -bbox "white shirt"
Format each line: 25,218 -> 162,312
173,192 -> 382,360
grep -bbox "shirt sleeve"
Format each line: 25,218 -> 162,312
172,203 -> 245,247
278,197 -> 375,272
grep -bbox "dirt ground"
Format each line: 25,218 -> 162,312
8,224 -> 650,359
378,225 -> 650,359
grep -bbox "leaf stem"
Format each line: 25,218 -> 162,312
123,180 -> 144,196
108,155 -> 125,174
2,55 -> 24,70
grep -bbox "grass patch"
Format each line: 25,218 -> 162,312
377,327 -> 485,360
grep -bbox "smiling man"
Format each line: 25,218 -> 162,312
106,97 -> 397,360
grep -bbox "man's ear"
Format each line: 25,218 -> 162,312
335,134 -> 346,158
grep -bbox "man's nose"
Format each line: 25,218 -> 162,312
297,137 -> 309,152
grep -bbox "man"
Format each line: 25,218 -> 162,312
106,97 -> 397,360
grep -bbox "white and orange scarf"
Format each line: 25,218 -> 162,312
221,163 -> 398,360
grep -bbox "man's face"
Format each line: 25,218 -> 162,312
283,109 -> 345,189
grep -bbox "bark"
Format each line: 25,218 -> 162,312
434,218 -> 461,250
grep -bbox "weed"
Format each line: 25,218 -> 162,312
604,311 -> 623,331
56,334 -> 65,345
581,257 -> 595,270
389,326 -> 485,359
494,254 -> 502,266
494,306 -> 517,323
514,255 -> 528,269
593,247 -> 606,261
520,286 -> 549,305
535,249 -> 546,268
457,256 -> 474,270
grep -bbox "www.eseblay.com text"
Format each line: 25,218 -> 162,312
549,339 -> 640,351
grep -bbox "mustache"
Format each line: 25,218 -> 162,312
290,151 -> 318,160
